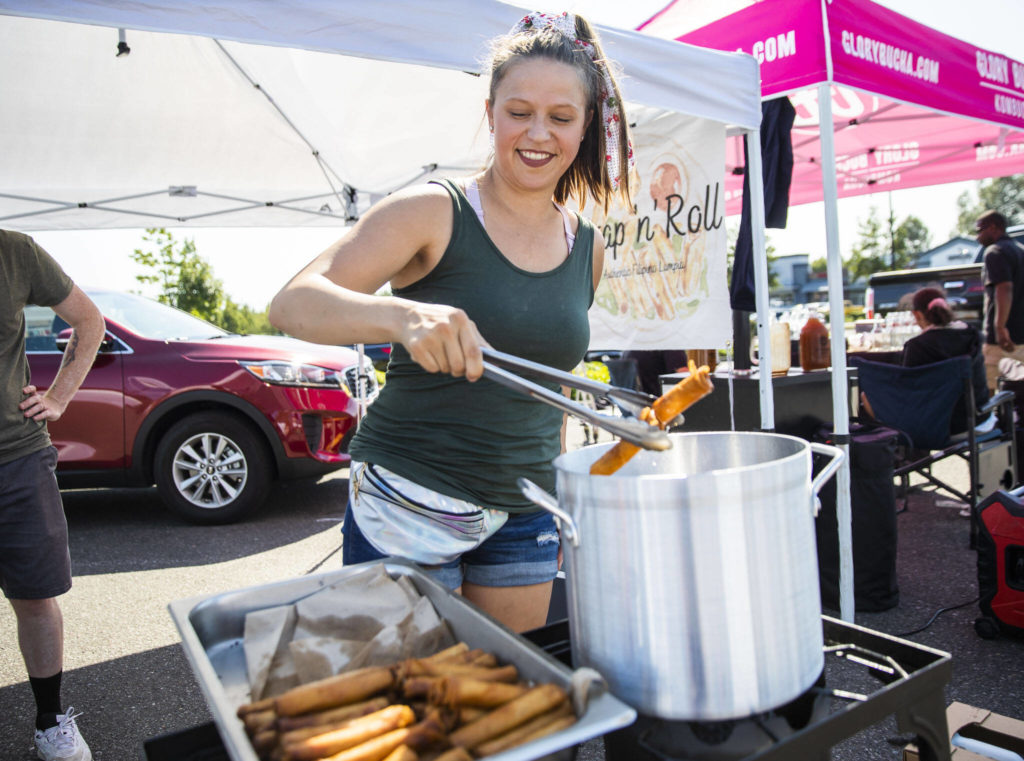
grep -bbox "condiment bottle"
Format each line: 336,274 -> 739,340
799,314 -> 830,371
770,321 -> 791,376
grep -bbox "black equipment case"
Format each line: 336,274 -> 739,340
814,423 -> 901,612
974,486 -> 1024,638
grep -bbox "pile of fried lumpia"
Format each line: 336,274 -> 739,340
236,641 -> 575,761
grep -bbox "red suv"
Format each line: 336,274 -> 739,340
24,290 -> 378,524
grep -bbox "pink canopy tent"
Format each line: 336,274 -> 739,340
640,0 -> 1024,621
641,0 -> 1024,214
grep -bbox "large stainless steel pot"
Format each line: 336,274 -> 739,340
520,431 -> 844,721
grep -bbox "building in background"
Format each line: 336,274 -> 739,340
769,253 -> 810,306
913,237 -> 980,269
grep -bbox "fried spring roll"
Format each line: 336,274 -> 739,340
274,666 -> 395,717
238,696 -> 276,717
397,659 -> 431,678
473,702 -> 575,756
448,683 -> 569,750
278,699 -> 399,748
418,661 -> 518,682
428,706 -> 459,734
275,697 -> 390,733
430,749 -> 473,761
429,676 -> 529,708
402,676 -> 443,700
652,360 -> 714,423
381,746 -> 418,761
587,406 -> 655,476
251,728 -> 278,754
589,361 -> 714,476
422,643 -> 470,664
457,706 -> 487,725
282,705 -> 415,761
243,708 -> 278,736
468,652 -> 497,668
279,723 -> 333,749
402,654 -> 516,680
321,717 -> 446,761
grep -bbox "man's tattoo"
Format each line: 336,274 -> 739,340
60,332 -> 79,368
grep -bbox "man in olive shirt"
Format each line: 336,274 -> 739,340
978,210 -> 1024,391
1,230 -> 105,761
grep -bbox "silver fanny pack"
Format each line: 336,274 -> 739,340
348,461 -> 509,566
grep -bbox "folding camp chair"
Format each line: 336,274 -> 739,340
851,355 -> 1018,545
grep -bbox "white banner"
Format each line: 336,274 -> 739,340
588,110 -> 729,350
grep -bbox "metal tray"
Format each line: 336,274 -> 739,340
168,560 -> 636,761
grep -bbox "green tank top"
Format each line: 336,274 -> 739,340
349,179 -> 595,511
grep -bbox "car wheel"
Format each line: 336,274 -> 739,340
154,412 -> 272,524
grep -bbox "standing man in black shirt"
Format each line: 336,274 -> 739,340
978,210 -> 1024,392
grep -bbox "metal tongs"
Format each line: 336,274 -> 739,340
481,348 -> 674,451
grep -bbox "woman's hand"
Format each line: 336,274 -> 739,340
399,302 -> 488,381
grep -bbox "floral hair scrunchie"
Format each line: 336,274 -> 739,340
512,11 -> 635,192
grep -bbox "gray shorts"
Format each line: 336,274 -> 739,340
0,446 -> 72,600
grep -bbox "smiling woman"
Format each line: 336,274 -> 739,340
268,10 -> 633,633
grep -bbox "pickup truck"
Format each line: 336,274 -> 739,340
865,226 -> 1024,331
865,262 -> 984,330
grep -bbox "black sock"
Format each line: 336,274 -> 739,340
29,671 -> 62,730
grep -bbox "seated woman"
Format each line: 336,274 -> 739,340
901,286 -> 989,433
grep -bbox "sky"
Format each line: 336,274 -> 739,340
25,0 -> 1024,309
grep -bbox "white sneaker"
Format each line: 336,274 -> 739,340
33,707 -> 92,761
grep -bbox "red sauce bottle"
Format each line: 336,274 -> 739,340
799,315 -> 830,372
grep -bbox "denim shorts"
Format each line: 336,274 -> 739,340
342,499 -> 560,591
0,447 -> 72,600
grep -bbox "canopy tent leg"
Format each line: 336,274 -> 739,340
818,82 -> 855,623
745,117 -> 775,432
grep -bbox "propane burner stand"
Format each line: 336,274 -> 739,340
741,615 -> 954,761
592,614 -> 954,761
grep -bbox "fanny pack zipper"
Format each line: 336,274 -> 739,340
361,463 -> 486,533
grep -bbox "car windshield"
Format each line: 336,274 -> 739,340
90,291 -> 229,340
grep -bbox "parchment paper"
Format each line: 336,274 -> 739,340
243,564 -> 454,700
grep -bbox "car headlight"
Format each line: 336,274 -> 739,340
239,361 -> 349,391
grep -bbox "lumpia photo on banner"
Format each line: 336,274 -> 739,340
587,109 -> 729,351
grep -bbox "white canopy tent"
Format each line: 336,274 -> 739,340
0,1 -> 761,228
0,0 -> 784,425
0,2 -> 814,614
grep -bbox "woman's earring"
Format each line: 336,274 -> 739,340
489,127 -> 494,151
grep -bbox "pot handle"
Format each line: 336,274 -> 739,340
809,442 -> 845,516
517,478 -> 580,547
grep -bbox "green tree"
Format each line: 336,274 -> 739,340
893,215 -> 931,261
220,299 -> 276,335
131,228 -> 278,334
955,174 -> 1024,234
131,228 -> 223,319
847,206 -> 889,280
847,206 -> 924,279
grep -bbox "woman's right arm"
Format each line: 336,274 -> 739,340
269,185 -> 486,380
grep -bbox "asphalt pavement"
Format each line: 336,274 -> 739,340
1,426 -> 1022,760
0,471 -> 352,760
